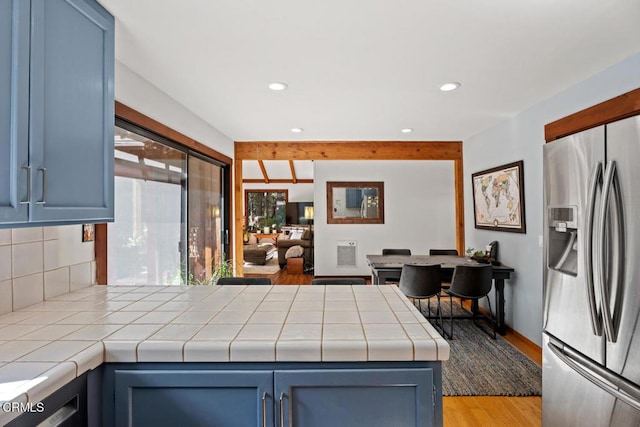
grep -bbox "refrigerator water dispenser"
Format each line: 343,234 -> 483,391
548,206 -> 579,276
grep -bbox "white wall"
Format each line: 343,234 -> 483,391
313,160 -> 456,276
0,225 -> 95,314
464,51 -> 640,346
115,61 -> 234,157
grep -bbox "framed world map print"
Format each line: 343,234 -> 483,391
472,160 -> 526,233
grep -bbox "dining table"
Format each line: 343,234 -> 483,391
366,254 -> 515,335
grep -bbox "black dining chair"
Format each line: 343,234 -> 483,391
382,248 -> 412,256
444,264 -> 495,339
429,249 -> 459,256
381,249 -> 412,284
217,277 -> 272,285
428,249 -> 458,289
398,264 -> 446,335
311,278 -> 366,285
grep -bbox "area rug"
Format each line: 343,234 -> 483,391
420,300 -> 541,397
243,257 -> 280,275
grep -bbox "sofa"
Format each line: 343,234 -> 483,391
243,234 -> 276,265
277,226 -> 313,269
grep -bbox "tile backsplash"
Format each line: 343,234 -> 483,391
0,225 -> 96,314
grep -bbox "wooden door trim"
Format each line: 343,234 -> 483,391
95,224 -> 107,285
115,102 -> 232,164
234,141 -> 464,274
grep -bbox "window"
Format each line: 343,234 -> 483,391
244,190 -> 287,232
107,121 -> 228,285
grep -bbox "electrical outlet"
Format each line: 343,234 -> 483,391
538,235 -> 543,248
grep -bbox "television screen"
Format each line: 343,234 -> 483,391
286,202 -> 313,225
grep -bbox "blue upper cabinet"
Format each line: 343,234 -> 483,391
29,0 -> 114,224
0,0 -> 114,227
0,0 -> 30,224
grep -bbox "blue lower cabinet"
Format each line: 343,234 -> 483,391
113,370 -> 274,427
105,363 -> 442,427
275,369 -> 434,427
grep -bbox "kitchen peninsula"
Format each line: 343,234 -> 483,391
0,284 -> 448,426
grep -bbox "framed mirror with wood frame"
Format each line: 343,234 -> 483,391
326,181 -> 384,224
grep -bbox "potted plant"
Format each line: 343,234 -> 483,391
258,217 -> 277,234
186,254 -> 235,285
465,247 -> 497,265
242,229 -> 251,244
211,253 -> 234,284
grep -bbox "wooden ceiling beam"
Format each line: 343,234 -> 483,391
235,141 -> 461,161
257,160 -> 270,183
289,160 -> 298,183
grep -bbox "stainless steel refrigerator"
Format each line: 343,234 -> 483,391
543,115 -> 640,426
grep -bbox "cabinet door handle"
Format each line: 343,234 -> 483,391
279,392 -> 285,427
262,392 -> 268,427
20,165 -> 31,205
36,167 -> 46,205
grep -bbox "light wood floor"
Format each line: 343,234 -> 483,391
248,268 -> 542,426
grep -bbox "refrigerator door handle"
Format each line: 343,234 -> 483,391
610,161 -> 625,341
598,161 -> 622,343
548,338 -> 640,411
585,162 -> 603,336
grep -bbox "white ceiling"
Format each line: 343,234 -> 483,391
99,0 -> 640,142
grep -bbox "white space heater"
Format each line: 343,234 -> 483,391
336,240 -> 357,267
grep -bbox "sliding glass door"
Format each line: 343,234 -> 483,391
187,154 -> 225,284
108,122 -> 228,285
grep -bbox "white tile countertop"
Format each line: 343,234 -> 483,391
0,284 -> 449,424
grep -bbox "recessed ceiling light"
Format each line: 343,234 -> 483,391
268,82 -> 288,91
401,128 -> 413,133
440,82 -> 461,92
291,127 -> 304,133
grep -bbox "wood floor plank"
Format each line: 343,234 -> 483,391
444,397 -> 541,427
